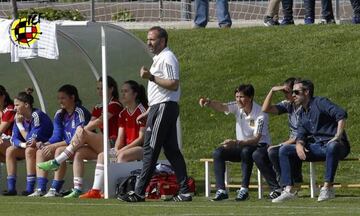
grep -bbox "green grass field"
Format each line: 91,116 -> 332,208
1,25 -> 360,215
134,25 -> 360,184
1,193 -> 360,216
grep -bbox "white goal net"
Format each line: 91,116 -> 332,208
0,0 -> 354,23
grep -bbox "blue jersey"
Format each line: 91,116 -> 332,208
11,109 -> 53,148
48,106 -> 91,145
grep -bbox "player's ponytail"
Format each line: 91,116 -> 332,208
58,84 -> 82,106
0,85 -> 13,108
124,80 -> 148,107
98,76 -> 119,101
15,87 -> 34,107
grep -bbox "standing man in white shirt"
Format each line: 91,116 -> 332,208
199,84 -> 271,201
119,26 -> 192,202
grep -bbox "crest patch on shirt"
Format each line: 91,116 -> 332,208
249,119 -> 255,127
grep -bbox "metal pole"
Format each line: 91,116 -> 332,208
91,0 -> 95,22
335,0 -> 340,21
11,0 -> 18,19
101,26 -> 109,199
159,0 -> 164,21
180,0 -> 192,21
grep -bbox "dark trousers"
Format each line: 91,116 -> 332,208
268,145 -> 303,186
304,0 -> 334,19
135,102 -> 189,196
281,0 -> 293,20
213,145 -> 257,189
350,0 -> 360,17
279,136 -> 350,186
252,145 -> 281,191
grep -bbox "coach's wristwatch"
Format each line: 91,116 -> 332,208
149,75 -> 155,82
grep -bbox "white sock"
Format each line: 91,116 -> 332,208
55,145 -> 75,164
74,177 -> 83,191
92,164 -> 104,190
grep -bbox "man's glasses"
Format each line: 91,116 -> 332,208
292,90 -> 303,95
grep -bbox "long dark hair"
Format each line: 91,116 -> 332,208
58,84 -> 82,106
0,85 -> 13,108
124,80 -> 148,107
98,76 -> 119,100
15,87 -> 34,108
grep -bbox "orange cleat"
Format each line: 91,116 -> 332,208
79,189 -> 102,199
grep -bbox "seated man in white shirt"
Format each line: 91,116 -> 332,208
199,84 -> 271,201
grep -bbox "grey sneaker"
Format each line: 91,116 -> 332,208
264,16 -> 280,26
43,188 -> 62,198
317,187 -> 335,202
28,188 -> 46,197
272,191 -> 297,203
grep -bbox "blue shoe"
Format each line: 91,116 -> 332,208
280,19 -> 295,25
352,16 -> 360,24
304,17 -> 314,25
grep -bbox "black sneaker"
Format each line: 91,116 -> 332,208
320,18 -> 336,24
280,19 -> 295,25
2,190 -> 17,196
235,189 -> 249,201
21,190 -> 33,196
269,190 -> 282,199
117,191 -> 145,202
170,194 -> 192,202
211,190 -> 229,201
264,16 -> 280,26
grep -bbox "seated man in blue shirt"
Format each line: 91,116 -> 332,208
272,79 -> 350,203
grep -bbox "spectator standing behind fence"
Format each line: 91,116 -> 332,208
272,79 -> 350,202
351,0 -> 360,23
259,78 -> 303,198
199,84 -> 271,201
303,0 -> 336,24
279,0 -> 295,25
119,26 -> 192,202
3,88 -> 53,196
194,0 -> 232,28
263,0 -> 281,26
0,86 -> 16,163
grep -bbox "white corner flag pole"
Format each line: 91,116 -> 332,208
101,26 -> 109,199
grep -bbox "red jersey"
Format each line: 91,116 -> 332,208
118,103 -> 147,145
91,99 -> 123,141
1,104 -> 15,136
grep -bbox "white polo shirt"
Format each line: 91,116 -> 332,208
226,101 -> 271,145
148,47 -> 180,106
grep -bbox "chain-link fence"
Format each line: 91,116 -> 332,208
0,0 -> 354,23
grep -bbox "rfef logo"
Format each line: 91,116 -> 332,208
10,14 -> 42,48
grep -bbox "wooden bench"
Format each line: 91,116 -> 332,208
200,157 -> 360,199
